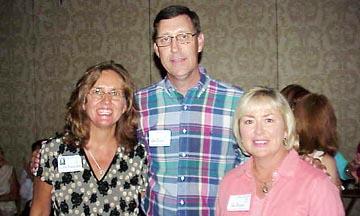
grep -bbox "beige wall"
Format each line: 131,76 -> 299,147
1,0 -> 359,213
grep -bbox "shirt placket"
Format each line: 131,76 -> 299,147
177,89 -> 196,214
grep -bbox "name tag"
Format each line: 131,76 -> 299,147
149,130 -> 171,147
227,194 -> 251,212
58,155 -> 83,173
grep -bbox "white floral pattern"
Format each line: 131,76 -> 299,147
36,136 -> 148,216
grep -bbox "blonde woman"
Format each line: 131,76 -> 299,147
216,87 -> 344,216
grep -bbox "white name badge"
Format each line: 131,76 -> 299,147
58,155 -> 83,173
227,194 -> 251,212
149,130 -> 171,147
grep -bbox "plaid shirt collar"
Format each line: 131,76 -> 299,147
159,66 -> 210,97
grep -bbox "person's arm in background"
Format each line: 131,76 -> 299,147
334,151 -> 351,180
348,142 -> 360,183
0,167 -> 19,202
322,154 -> 342,189
29,178 -> 52,216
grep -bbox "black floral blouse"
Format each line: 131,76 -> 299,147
36,136 -> 148,216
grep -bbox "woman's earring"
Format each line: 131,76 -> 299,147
283,138 -> 288,147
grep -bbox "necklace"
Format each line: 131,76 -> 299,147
252,169 -> 273,194
261,182 -> 270,193
86,149 -> 104,178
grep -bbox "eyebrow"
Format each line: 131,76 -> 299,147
263,113 -> 275,117
158,30 -> 193,36
242,113 -> 275,118
91,86 -> 122,90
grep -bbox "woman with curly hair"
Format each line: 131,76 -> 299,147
30,61 -> 148,215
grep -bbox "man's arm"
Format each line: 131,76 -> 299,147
30,149 -> 41,174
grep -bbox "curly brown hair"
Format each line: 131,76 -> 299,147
63,60 -> 138,153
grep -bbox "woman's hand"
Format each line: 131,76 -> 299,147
30,149 -> 41,174
301,155 -> 327,172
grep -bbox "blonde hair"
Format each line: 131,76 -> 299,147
233,86 -> 299,155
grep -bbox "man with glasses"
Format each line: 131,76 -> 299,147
136,5 -> 246,215
31,4 -> 245,216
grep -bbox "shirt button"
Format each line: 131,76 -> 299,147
180,176 -> 185,181
182,129 -> 187,134
272,171 -> 278,178
180,200 -> 185,205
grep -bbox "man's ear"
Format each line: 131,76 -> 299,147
154,42 -> 160,57
197,32 -> 204,53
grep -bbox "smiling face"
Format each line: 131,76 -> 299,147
83,70 -> 127,131
154,14 -> 204,86
239,99 -> 288,160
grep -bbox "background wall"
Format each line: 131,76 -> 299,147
0,0 -> 359,213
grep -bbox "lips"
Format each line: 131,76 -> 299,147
170,56 -> 186,63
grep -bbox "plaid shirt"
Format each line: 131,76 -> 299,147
135,66 -> 246,216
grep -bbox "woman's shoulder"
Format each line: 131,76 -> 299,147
123,143 -> 147,160
134,143 -> 146,156
40,135 -> 81,156
321,153 -> 337,166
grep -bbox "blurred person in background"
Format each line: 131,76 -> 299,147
348,141 -> 360,183
0,146 -> 19,216
280,84 -> 310,110
281,84 -> 351,182
19,139 -> 46,216
293,93 -> 342,188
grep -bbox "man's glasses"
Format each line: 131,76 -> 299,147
88,87 -> 124,101
155,32 -> 197,47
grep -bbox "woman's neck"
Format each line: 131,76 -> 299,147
252,150 -> 289,179
86,126 -> 117,150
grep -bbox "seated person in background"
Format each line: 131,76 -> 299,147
281,84 -> 351,181
30,61 -> 148,215
293,93 -> 342,188
335,151 -> 353,181
216,87 -> 344,216
19,139 -> 46,215
0,146 -> 19,216
348,141 -> 360,183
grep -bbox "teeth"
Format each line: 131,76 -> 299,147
254,140 -> 266,144
98,109 -> 112,115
